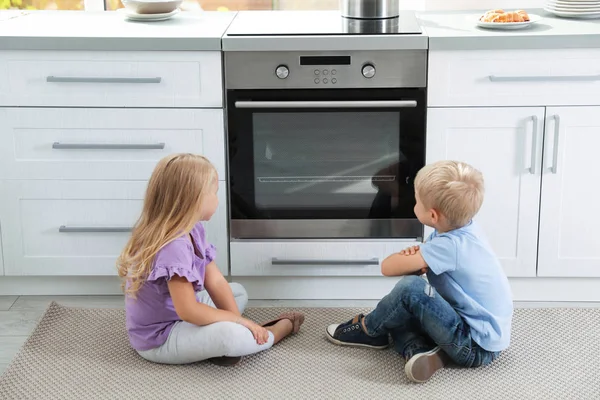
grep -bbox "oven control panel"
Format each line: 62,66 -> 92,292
274,56 -> 377,86
225,50 -> 426,90
311,67 -> 339,85
275,64 -> 375,86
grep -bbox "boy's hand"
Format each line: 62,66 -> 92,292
382,245 -> 429,277
411,267 -> 429,276
400,246 -> 428,275
400,245 -> 420,256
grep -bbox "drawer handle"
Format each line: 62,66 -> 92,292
528,115 -> 539,175
271,258 -> 379,266
46,76 -> 162,84
489,75 -> 600,83
52,142 -> 165,150
59,226 -> 133,233
551,115 -> 560,174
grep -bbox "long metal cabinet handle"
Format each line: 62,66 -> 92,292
271,258 -> 379,266
551,115 -> 560,174
52,142 -> 165,150
46,76 -> 162,84
489,75 -> 600,83
59,226 -> 133,233
529,115 -> 539,175
235,100 -> 417,109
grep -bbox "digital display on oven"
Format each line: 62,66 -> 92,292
300,56 -> 351,66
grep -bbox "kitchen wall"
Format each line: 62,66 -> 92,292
422,0 -> 545,10
199,0 -> 546,11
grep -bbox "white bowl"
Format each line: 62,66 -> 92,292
120,0 -> 182,15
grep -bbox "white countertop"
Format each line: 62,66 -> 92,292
1,9 -> 600,51
419,9 -> 600,50
0,10 -> 236,51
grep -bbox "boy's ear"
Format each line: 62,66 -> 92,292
430,208 -> 440,223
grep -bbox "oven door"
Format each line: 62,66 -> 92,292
227,88 -> 425,239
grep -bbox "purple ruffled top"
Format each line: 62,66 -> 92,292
125,222 -> 216,351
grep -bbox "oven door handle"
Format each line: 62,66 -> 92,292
234,100 -> 417,109
271,258 -> 379,266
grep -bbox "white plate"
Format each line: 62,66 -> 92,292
547,3 -> 600,7
549,0 -> 600,2
546,5 -> 600,12
117,7 -> 180,21
476,13 -> 542,30
544,7 -> 600,16
546,1 -> 600,10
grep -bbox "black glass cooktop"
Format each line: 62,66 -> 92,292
226,11 -> 423,36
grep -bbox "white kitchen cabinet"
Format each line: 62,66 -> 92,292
0,180 -> 228,276
428,49 -> 600,107
0,180 -> 145,276
538,107 -> 600,277
0,108 -> 226,181
0,51 -> 223,108
426,107 -> 545,277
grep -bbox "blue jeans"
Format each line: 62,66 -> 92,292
363,276 -> 500,367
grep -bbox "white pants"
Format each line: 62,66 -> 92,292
137,282 -> 274,364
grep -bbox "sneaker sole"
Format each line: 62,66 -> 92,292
404,347 -> 450,383
325,324 -> 389,350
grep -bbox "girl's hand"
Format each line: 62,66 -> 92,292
239,318 -> 270,345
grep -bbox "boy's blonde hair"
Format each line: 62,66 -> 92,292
414,160 -> 484,228
117,153 -> 217,297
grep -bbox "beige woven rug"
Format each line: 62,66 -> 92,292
1,302 -> 599,400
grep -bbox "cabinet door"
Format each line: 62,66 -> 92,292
0,108 -> 225,181
426,107 -> 545,277
0,50 -> 223,108
0,180 -> 229,276
538,107 -> 600,277
0,180 -> 146,276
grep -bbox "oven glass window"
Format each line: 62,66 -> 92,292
252,111 -> 410,218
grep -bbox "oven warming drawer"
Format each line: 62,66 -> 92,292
229,239 -> 421,277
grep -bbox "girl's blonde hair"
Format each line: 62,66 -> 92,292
414,160 -> 484,228
117,153 -> 217,297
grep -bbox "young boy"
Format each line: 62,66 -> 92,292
326,160 -> 513,383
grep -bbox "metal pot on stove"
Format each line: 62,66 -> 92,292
340,0 -> 400,19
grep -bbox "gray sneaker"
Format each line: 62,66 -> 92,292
404,347 -> 450,383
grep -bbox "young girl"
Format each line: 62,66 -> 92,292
117,153 -> 305,365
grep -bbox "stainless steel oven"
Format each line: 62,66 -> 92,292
225,50 -> 427,240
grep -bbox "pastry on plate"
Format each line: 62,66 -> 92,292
480,9 -> 530,23
516,10 -> 530,21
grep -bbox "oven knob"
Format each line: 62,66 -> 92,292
362,64 -> 376,79
276,65 -> 290,79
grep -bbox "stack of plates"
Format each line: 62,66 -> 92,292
117,7 -> 180,22
545,0 -> 600,18
118,0 -> 182,22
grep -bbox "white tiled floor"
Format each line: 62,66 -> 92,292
0,295 -> 598,374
